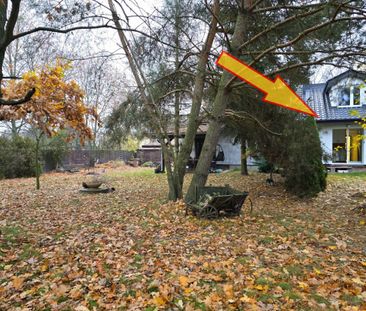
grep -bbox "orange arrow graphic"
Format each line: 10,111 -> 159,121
216,51 -> 318,117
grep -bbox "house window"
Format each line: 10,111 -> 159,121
333,129 -> 347,162
328,78 -> 365,107
338,86 -> 360,107
332,128 -> 363,163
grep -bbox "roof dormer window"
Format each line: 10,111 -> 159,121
328,77 -> 365,107
337,85 -> 360,107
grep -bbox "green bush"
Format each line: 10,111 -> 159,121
247,113 -> 326,198
0,136 -> 37,179
256,159 -> 275,174
41,132 -> 69,170
283,117 -> 327,197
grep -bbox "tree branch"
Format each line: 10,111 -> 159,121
0,87 -> 35,106
225,109 -> 282,136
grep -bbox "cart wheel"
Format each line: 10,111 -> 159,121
201,204 -> 219,219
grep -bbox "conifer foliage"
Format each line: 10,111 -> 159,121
283,117 -> 327,197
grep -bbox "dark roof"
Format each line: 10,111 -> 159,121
301,71 -> 366,122
323,69 -> 366,94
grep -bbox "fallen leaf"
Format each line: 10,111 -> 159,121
179,275 -> 189,288
12,276 -> 24,290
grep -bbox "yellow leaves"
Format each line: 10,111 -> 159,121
223,284 -> 234,298
328,245 -> 337,250
0,62 -> 98,143
352,277 -> 365,286
2,171 -> 366,310
359,220 -> 366,225
204,292 -> 221,307
152,294 -> 167,307
207,273 -> 223,282
298,281 -> 310,292
22,70 -> 37,81
179,275 -> 189,287
313,268 -> 322,275
12,276 -> 24,289
178,275 -> 195,295
254,284 -> 269,292
40,259 -> 49,272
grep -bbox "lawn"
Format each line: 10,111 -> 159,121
0,167 -> 365,310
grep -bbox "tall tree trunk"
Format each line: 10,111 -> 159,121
11,120 -> 18,137
172,0 -> 219,199
172,0 -> 182,199
35,134 -> 42,190
108,0 -> 179,200
108,0 -> 219,201
185,9 -> 248,202
0,0 -> 7,98
241,138 -> 248,175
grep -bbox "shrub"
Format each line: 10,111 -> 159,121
256,159 -> 275,174
41,132 -> 69,170
283,117 -> 327,197
0,136 -> 37,179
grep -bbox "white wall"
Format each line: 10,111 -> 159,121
318,124 -> 333,163
217,135 -> 241,166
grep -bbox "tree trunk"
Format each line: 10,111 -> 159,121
108,0 -> 179,200
172,0 -> 220,199
11,120 -> 18,137
35,134 -> 41,190
0,1 -> 7,95
185,10 -> 248,202
241,139 -> 249,175
108,0 -> 219,201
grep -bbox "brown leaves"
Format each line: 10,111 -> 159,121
12,276 -> 24,290
0,170 -> 366,309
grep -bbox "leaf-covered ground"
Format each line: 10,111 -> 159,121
1,166 -> 366,310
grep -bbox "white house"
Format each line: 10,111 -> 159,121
188,124 -> 242,170
303,70 -> 366,170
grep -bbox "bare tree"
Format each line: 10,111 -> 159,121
0,0 -> 149,106
107,0 -> 219,200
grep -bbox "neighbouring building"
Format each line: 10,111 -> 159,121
157,69 -> 366,172
303,70 -> 366,171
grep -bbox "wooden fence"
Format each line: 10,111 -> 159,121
61,149 -> 133,168
60,149 -> 161,168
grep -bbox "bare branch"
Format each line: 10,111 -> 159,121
225,109 -> 282,136
0,87 -> 35,106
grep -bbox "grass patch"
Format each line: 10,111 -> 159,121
329,171 -> 366,179
88,299 -> 99,308
57,295 -> 69,304
258,293 -> 274,302
284,291 -> 302,301
278,282 -> 292,290
19,244 -> 41,260
1,225 -> 23,243
284,264 -> 303,277
236,256 -> 249,265
259,236 -> 274,244
341,294 -> 363,306
106,168 -> 155,178
255,277 -> 270,286
311,293 -> 330,306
